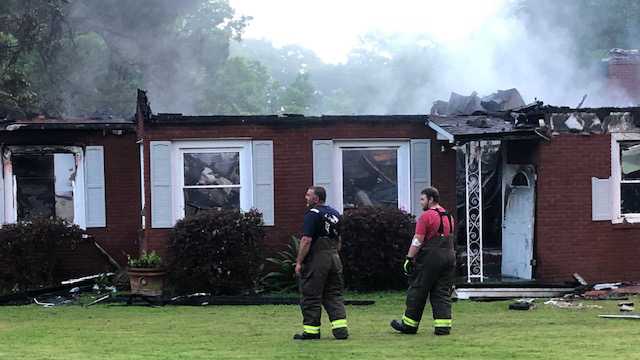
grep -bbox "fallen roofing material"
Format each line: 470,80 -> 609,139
599,314 -> 640,320
454,287 -> 575,300
431,89 -> 526,116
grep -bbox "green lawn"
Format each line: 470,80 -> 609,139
0,292 -> 637,359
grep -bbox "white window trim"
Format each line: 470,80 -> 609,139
139,142 -> 145,229
171,140 -> 253,224
332,140 -> 411,213
611,132 -> 640,223
2,146 -> 87,228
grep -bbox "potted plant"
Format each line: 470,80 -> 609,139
127,251 -> 165,296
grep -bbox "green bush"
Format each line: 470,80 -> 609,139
260,236 -> 299,293
127,251 -> 162,268
341,206 -> 415,290
168,209 -> 265,295
0,217 -> 84,294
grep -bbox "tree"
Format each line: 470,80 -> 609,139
280,72 -> 316,114
1,0 -> 249,117
0,0 -> 69,118
197,57 -> 272,115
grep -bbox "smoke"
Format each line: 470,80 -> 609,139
235,0 -> 637,114
50,0 -> 248,116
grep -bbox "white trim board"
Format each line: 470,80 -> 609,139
428,121 -> 455,143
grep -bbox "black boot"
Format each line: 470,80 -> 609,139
293,332 -> 320,340
434,327 -> 450,336
390,319 -> 417,334
332,327 -> 349,340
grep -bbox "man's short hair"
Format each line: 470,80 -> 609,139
309,186 -> 327,202
421,186 -> 440,203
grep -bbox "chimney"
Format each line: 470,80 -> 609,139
606,48 -> 640,104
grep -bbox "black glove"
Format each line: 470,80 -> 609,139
403,256 -> 415,276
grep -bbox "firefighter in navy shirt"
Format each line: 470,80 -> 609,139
293,186 -> 348,340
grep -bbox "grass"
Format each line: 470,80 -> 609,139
0,292 -> 638,360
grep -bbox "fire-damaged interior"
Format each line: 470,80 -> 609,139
183,151 -> 241,216
12,152 -> 76,222
3,146 -> 83,225
430,88 -> 640,282
342,149 -> 398,209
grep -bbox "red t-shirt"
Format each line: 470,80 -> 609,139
415,206 -> 453,242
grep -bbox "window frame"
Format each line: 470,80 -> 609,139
2,146 -> 86,228
171,140 -> 253,223
611,133 -> 640,223
332,140 -> 411,213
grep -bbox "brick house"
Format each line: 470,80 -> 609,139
136,90 -> 457,259
429,105 -> 640,284
0,115 -> 140,277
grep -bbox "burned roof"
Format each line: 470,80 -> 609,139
428,103 -> 640,143
137,89 -> 427,126
428,115 -> 539,142
0,115 -> 135,131
148,113 -> 428,126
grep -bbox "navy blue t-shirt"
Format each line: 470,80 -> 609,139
302,205 -> 341,241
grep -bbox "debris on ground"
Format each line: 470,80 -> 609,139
618,301 -> 635,312
593,283 -> 622,291
599,314 -> 640,320
0,273 -> 115,306
544,299 -> 603,310
566,275 -> 640,300
508,298 -> 536,310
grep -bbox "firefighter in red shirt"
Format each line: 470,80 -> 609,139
391,186 -> 456,336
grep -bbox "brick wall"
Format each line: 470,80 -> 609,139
608,61 -> 640,102
535,134 -> 640,283
139,119 -> 457,257
0,130 -> 141,277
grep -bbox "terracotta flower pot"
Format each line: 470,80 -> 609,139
127,268 -> 166,296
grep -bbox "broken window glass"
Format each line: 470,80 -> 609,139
621,142 -> 640,180
183,152 -> 240,186
342,149 -> 398,209
620,141 -> 640,214
13,153 -> 76,222
182,152 -> 241,216
184,188 -> 241,217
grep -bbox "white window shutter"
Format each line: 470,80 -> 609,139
411,139 -> 431,215
151,141 -> 173,228
85,146 -> 106,227
252,141 -> 275,226
313,140 -> 334,205
592,177 -> 612,221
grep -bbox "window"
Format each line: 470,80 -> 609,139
2,146 -> 92,227
183,151 -> 241,216
173,141 -> 252,221
609,133 -> 640,223
620,141 -> 640,214
333,141 -> 410,212
13,153 -> 76,222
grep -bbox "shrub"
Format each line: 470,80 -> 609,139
0,217 -> 84,294
127,251 -> 162,268
260,236 -> 299,293
168,209 -> 265,295
341,206 -> 415,290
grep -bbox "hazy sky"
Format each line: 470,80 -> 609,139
230,0 -> 508,63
